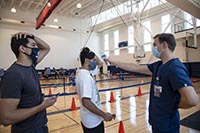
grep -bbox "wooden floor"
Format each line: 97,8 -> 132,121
0,75 -> 200,133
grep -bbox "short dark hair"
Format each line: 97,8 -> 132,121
10,35 -> 34,58
153,33 -> 176,52
80,47 -> 95,66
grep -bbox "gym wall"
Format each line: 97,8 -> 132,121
0,7 -> 101,69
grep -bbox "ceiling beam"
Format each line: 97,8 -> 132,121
69,0 -> 98,16
56,0 -> 75,14
189,0 -> 200,8
53,0 -> 71,13
10,0 -> 15,8
166,0 -> 200,19
83,1 -> 105,16
27,0 -> 34,8
80,1 -> 109,18
34,0 -> 45,9
0,0 -> 5,7
80,0 -> 127,18
19,0 -> 25,7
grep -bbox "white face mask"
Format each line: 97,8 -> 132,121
90,66 -> 98,76
152,47 -> 161,58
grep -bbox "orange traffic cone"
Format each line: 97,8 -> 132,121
109,91 -> 115,103
48,88 -> 52,95
118,121 -> 125,133
137,87 -> 142,96
70,97 -> 77,111
191,78 -> 194,83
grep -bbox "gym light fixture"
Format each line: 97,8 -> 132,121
77,3 -> 82,8
47,2 -> 51,7
11,7 -> 16,13
54,18 -> 58,22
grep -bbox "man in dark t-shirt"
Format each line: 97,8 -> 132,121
0,32 -> 57,133
105,33 -> 199,133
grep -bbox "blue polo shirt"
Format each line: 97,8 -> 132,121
147,58 -> 192,131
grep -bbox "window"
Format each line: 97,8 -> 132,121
161,14 -> 171,33
197,18 -> 200,27
184,12 -> 200,28
138,0 -> 165,13
117,4 -> 124,16
143,20 -> 151,43
149,0 -> 160,9
138,0 -> 144,13
144,43 -> 152,52
128,26 -> 134,53
91,0 -> 167,25
98,11 -> 106,24
184,12 -> 193,29
91,15 -> 98,26
124,1 -> 131,14
109,8 -> 117,19
104,34 -> 109,57
114,30 -> 119,55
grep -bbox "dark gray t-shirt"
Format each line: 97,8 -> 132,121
0,63 -> 47,132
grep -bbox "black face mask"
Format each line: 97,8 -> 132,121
24,46 -> 40,66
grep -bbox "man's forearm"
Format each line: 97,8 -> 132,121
178,100 -> 193,109
95,55 -> 103,67
178,97 -> 198,109
34,36 -> 50,51
82,99 -> 105,117
0,103 -> 45,126
110,60 -> 151,75
178,86 -> 199,109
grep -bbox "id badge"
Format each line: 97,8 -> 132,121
154,85 -> 162,97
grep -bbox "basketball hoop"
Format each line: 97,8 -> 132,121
186,32 -> 197,49
133,45 -> 145,64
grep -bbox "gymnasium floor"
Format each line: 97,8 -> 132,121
0,75 -> 200,133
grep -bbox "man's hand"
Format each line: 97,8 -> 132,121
103,112 -> 113,122
41,96 -> 57,109
13,32 -> 34,40
103,58 -> 112,65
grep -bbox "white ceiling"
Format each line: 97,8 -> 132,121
166,0 -> 200,19
190,0 -> 200,7
0,0 -> 129,18
0,0 -> 199,19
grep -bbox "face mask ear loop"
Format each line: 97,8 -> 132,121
21,45 -> 31,57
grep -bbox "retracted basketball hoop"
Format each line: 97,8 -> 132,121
133,45 -> 145,63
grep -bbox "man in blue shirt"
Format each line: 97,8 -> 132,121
105,33 -> 199,133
